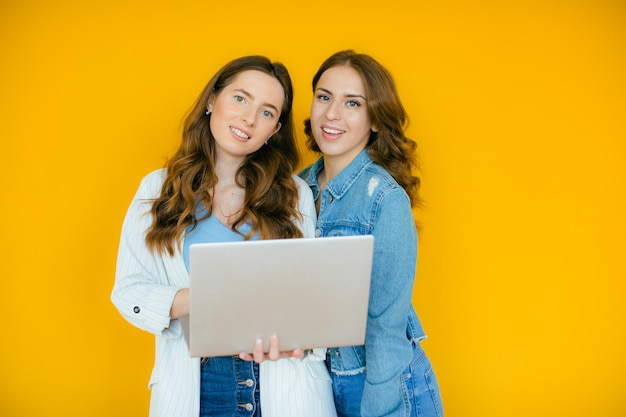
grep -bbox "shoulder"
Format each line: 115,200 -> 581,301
292,172 -> 307,186
360,161 -> 400,190
362,163 -> 410,204
142,168 -> 167,184
142,168 -> 166,186
298,156 -> 323,183
347,150 -> 401,191
298,165 -> 313,181
364,161 -> 397,185
292,173 -> 313,198
291,174 -> 316,237
135,168 -> 167,199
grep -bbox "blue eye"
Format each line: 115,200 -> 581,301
261,110 -> 275,119
346,100 -> 360,108
316,94 -> 331,102
234,95 -> 245,103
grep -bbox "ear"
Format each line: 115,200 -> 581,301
206,96 -> 215,113
371,125 -> 378,133
272,122 -> 282,136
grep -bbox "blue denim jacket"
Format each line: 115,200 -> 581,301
300,149 -> 427,417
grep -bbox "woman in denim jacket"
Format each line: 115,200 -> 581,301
299,50 -> 444,417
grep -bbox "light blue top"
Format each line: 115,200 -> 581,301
299,149 -> 426,417
183,206 -> 254,271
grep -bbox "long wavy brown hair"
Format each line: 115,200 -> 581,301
304,50 -> 422,207
146,56 -> 303,256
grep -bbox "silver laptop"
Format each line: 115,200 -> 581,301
182,235 -> 374,357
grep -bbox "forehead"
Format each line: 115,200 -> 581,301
316,65 -> 366,96
223,70 -> 285,107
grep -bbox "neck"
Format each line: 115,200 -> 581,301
214,153 -> 244,184
322,149 -> 363,184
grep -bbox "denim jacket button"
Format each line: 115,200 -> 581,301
315,229 -> 322,237
244,403 -> 253,411
245,378 -> 254,387
327,195 -> 333,203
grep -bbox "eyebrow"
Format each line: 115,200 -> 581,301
234,88 -> 280,113
316,87 -> 367,101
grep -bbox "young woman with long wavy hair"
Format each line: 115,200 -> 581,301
112,55 -> 336,417
299,50 -> 444,417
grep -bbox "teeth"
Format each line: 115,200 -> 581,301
323,127 -> 344,135
231,127 -> 249,139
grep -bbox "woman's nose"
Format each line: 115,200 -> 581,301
325,101 -> 341,120
242,108 -> 256,125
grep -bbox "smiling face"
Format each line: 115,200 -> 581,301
207,70 -> 284,163
309,65 -> 376,173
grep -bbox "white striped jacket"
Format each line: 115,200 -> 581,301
112,169 -> 336,417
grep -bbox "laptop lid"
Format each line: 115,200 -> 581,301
183,235 -> 374,357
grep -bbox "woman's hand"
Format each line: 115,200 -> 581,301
239,335 -> 304,363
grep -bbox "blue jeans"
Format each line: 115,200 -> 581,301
330,344 -> 443,417
200,356 -> 261,417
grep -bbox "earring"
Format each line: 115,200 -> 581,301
265,140 -> 269,145
205,109 -> 211,115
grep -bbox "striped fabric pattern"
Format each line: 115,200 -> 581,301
112,169 -> 336,417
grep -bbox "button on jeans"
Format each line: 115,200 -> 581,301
200,356 -> 261,417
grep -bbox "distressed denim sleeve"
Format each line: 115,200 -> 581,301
360,187 -> 417,417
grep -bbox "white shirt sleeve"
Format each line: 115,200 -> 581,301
292,174 -> 317,238
111,169 -> 182,338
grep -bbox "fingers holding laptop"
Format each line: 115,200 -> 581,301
239,334 -> 305,363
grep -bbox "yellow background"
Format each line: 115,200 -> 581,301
1,1 -> 624,416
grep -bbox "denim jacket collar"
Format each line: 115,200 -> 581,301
303,149 -> 372,201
